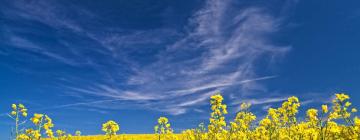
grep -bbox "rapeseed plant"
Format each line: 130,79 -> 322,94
207,93 -> 228,139
25,113 -> 55,139
102,120 -> 120,139
154,117 -> 177,140
75,130 -> 81,136
8,104 -> 28,139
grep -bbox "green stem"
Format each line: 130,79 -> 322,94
15,109 -> 19,139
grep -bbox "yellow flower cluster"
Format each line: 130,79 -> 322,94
183,123 -> 207,140
11,104 -> 28,117
228,103 -> 256,139
55,129 -> 73,140
18,114 -> 55,139
154,117 -> 177,140
43,115 -> 55,137
30,113 -> 43,125
102,120 -> 120,138
25,128 -> 41,139
30,114 -> 55,138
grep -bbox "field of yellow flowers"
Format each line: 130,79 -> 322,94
42,134 -> 185,140
7,92 -> 360,140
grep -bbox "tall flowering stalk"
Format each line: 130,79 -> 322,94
229,103 -> 256,139
207,94 -> 228,139
8,104 -> 28,139
154,117 -> 177,140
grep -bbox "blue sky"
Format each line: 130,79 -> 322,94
1,0 -> 360,137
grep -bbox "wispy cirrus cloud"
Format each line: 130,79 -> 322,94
0,0 -> 292,115
167,76 -> 277,96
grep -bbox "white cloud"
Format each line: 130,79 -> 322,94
114,0 -> 290,115
168,76 -> 277,96
1,0 -> 292,115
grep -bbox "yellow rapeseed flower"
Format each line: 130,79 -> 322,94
12,104 -> 17,110
31,113 -> 44,125
322,104 -> 328,113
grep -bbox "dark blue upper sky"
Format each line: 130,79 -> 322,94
1,0 -> 360,137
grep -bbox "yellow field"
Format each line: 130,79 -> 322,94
42,134 -> 185,140
8,93 -> 360,140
